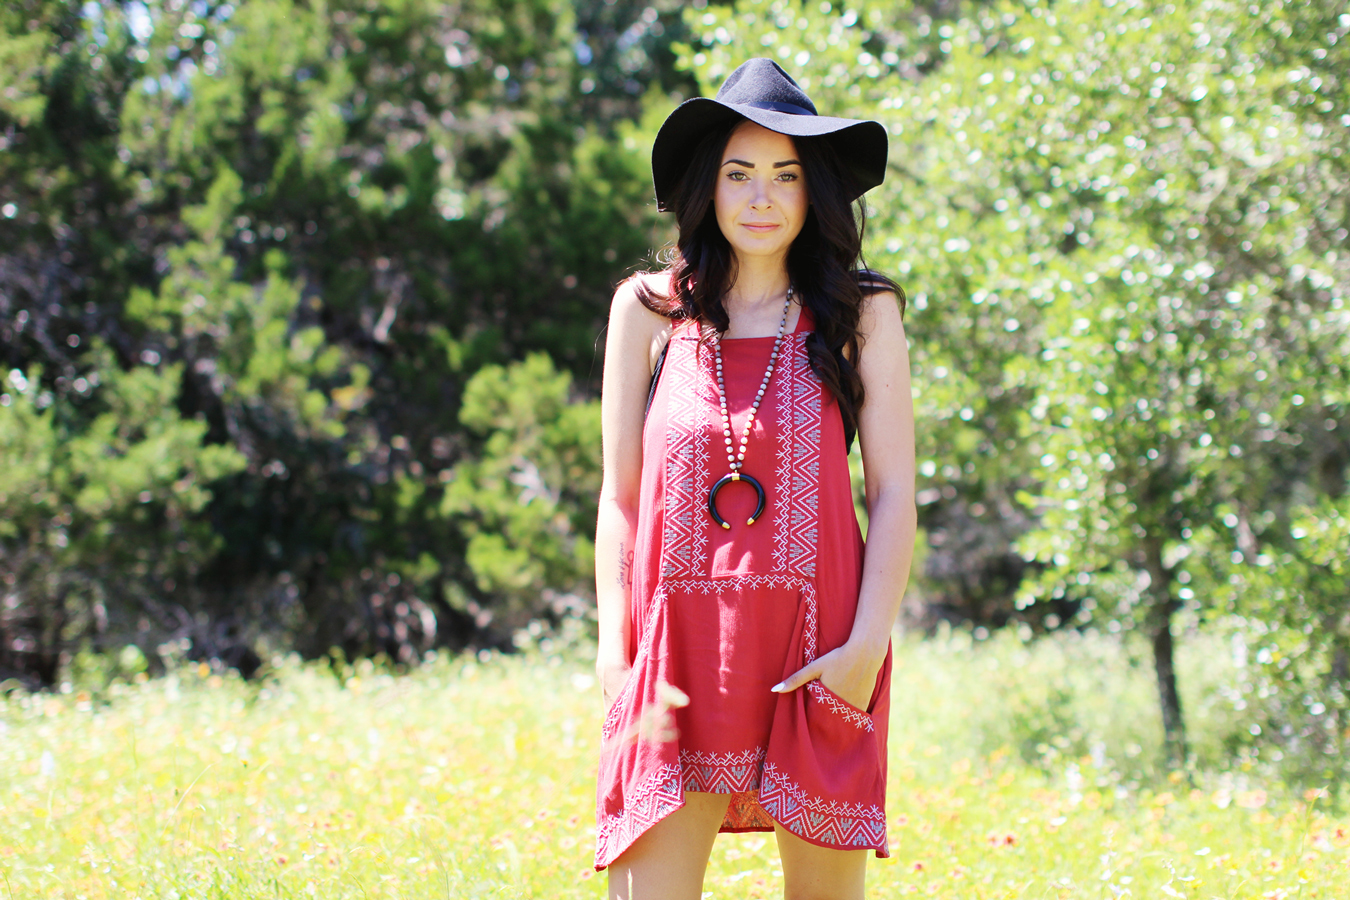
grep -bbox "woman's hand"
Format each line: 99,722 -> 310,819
597,652 -> 633,713
772,640 -> 884,712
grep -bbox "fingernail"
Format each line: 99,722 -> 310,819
770,682 -> 786,692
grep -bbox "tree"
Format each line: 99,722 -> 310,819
0,358 -> 245,685
441,353 -> 601,630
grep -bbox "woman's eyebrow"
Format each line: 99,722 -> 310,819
720,158 -> 802,168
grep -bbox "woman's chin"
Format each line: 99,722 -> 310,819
729,239 -> 793,261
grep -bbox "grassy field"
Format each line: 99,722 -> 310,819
2,632 -> 1347,899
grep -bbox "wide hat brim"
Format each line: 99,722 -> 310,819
651,96 -> 888,211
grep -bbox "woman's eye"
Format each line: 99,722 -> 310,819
777,172 -> 798,182
728,171 -> 748,181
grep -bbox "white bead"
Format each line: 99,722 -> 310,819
710,289 -> 794,487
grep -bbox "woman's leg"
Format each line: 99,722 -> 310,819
773,821 -> 868,900
608,791 -> 731,900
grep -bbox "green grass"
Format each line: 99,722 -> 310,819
1,633 -> 1347,899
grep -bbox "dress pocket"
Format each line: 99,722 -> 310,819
601,661 -> 640,743
807,679 -> 876,733
759,586 -> 889,853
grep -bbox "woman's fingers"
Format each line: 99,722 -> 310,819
818,670 -> 872,711
770,662 -> 819,694
772,646 -> 878,709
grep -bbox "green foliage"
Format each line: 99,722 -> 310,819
1204,495 -> 1350,785
892,0 -> 1346,766
0,358 -> 245,682
443,354 -> 601,626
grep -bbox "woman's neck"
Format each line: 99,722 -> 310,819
719,255 -> 795,339
724,254 -> 791,315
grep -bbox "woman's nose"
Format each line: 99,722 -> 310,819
750,180 -> 772,208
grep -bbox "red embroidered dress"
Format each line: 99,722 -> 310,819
595,309 -> 892,869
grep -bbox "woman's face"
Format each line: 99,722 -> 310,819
714,122 -> 808,265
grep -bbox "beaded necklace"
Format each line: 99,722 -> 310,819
707,286 -> 793,530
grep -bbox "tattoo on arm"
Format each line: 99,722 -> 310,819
617,542 -> 634,590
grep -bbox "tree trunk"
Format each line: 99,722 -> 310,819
1143,536 -> 1187,770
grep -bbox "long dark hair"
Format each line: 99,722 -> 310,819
634,116 -> 903,449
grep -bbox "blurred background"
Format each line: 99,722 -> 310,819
1,0 -> 1347,781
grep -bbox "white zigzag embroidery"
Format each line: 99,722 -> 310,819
806,681 -> 875,732
759,762 -> 888,852
801,580 -> 818,662
665,574 -> 809,594
679,746 -> 766,793
596,763 -> 683,868
661,327 -> 712,578
773,332 -> 821,578
772,334 -> 798,573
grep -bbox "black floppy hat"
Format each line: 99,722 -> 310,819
651,58 -> 888,211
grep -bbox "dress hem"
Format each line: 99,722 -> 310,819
593,757 -> 890,870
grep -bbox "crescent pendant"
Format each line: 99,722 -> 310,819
707,472 -> 767,530
705,285 -> 792,533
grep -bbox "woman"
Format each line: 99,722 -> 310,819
594,59 -> 916,900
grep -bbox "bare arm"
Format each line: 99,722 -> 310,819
595,275 -> 672,709
772,291 -> 917,708
845,291 -> 918,665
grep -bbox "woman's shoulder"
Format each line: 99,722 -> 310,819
616,269 -> 674,298
618,271 -> 685,334
848,270 -> 904,341
853,268 -> 905,320
610,271 -> 680,371
854,268 -> 902,297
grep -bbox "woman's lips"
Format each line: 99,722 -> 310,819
742,222 -> 779,232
